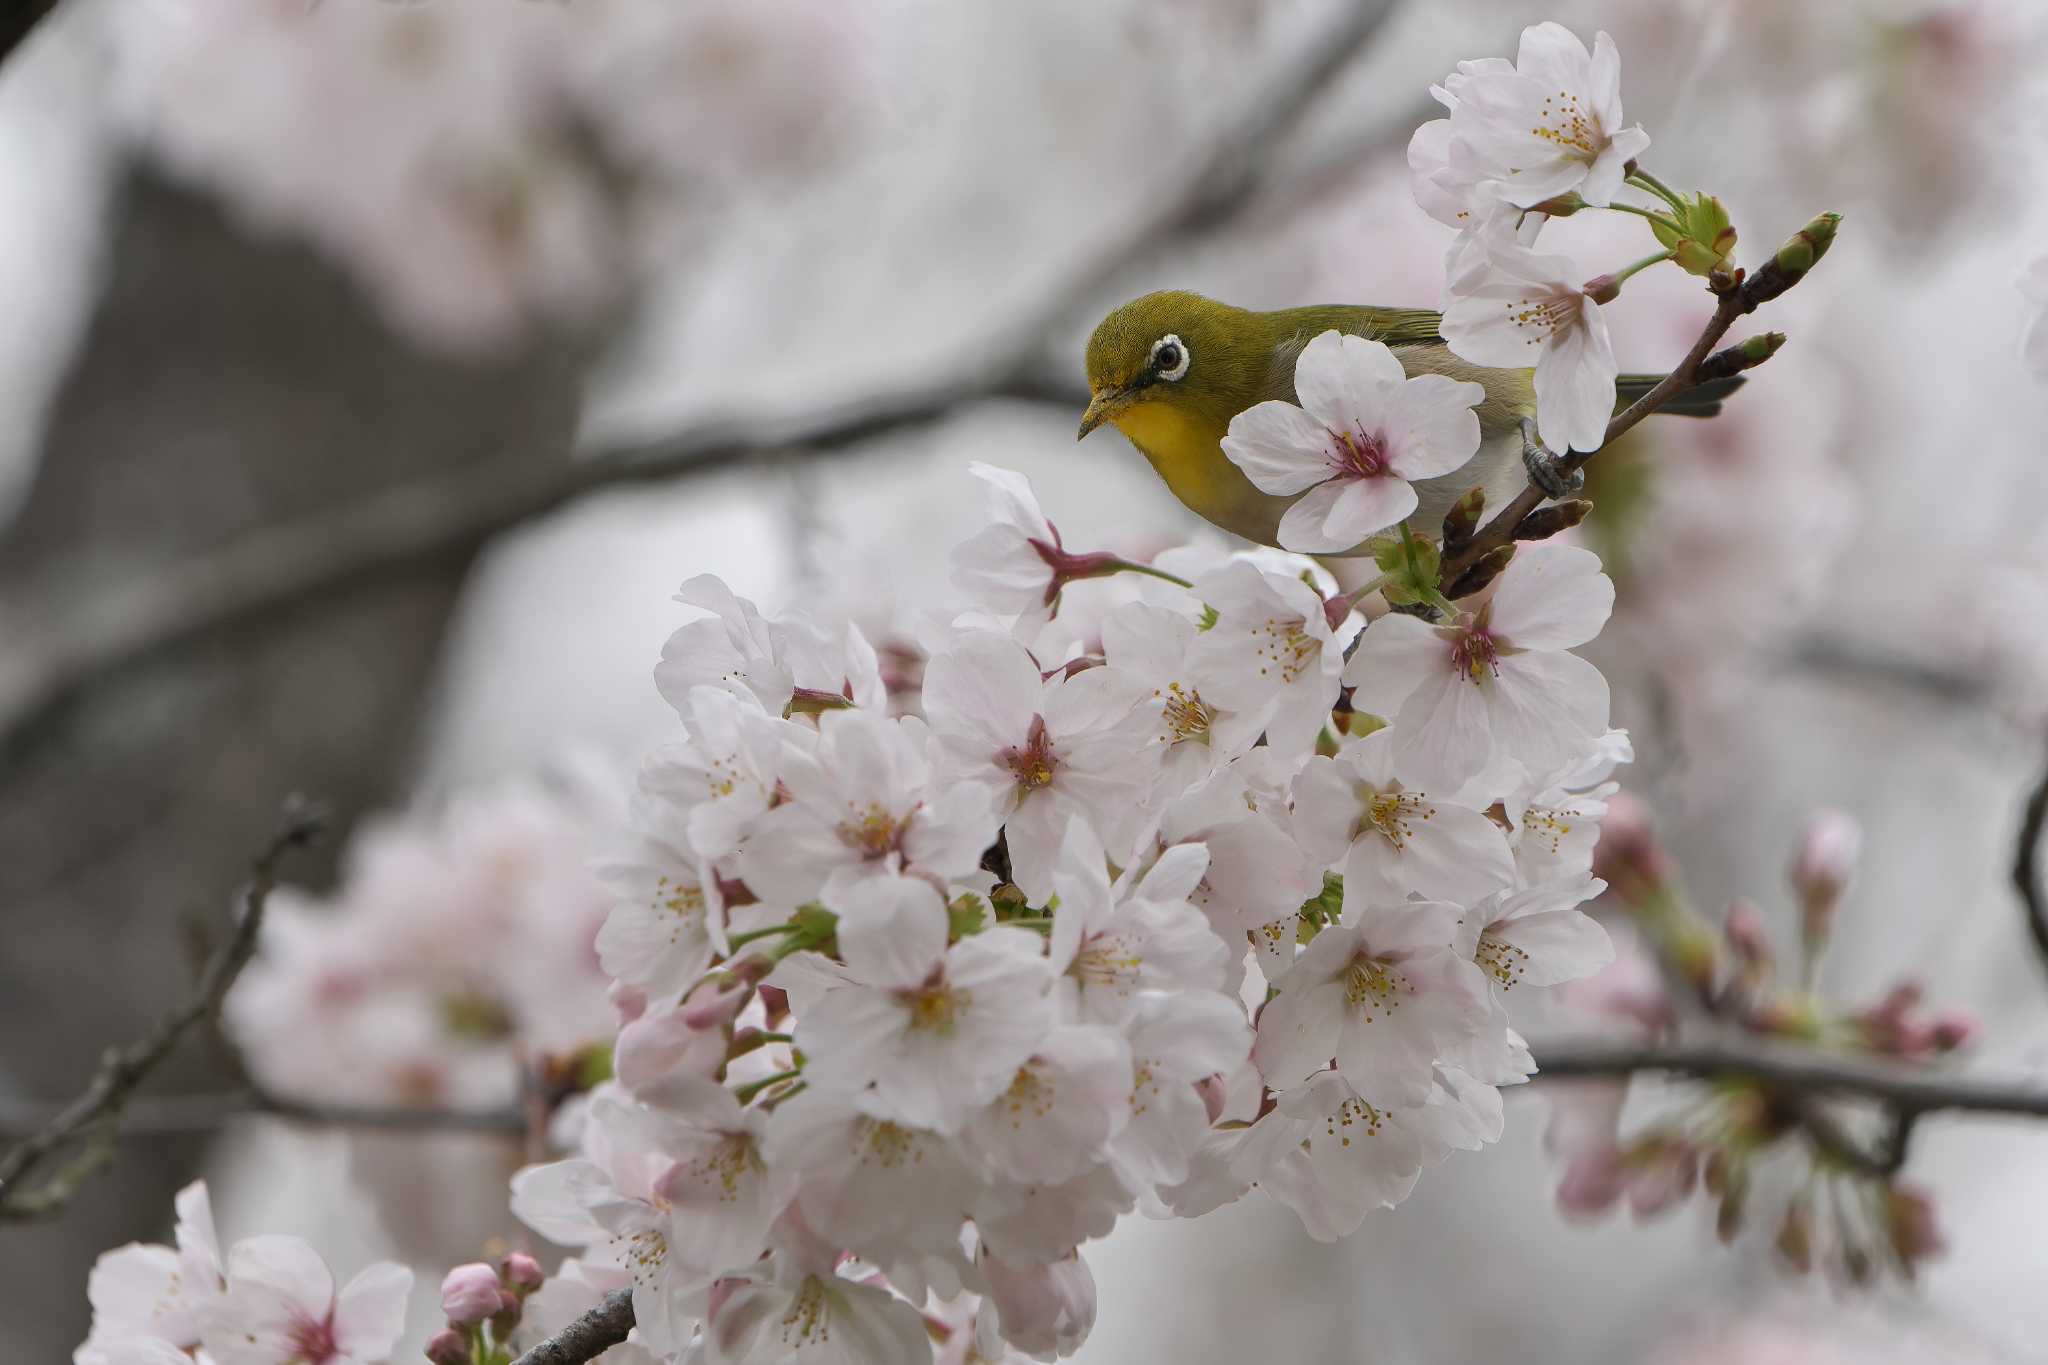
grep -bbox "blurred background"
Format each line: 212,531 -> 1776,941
4,0 -> 2048,1359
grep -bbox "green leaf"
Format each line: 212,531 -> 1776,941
948,893 -> 988,940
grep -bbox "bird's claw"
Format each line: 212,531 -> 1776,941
1521,419 -> 1583,499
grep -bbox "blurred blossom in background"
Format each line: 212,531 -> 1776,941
6,0 -> 2048,1361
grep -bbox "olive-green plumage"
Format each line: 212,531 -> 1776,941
1078,290 -> 1735,553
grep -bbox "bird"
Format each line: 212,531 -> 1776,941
1077,290 -> 1740,553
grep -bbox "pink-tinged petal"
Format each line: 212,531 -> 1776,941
835,875 -> 948,988
333,1262 -> 413,1357
1381,373 -> 1485,479
967,461 -> 1053,537
1515,21 -> 1594,91
1489,542 -> 1614,650
1440,288 -> 1546,370
1487,650 -> 1611,776
1492,910 -> 1613,987
1587,31 -> 1625,124
1303,332 -> 1410,429
922,631 -> 1043,746
1221,401 -> 1339,495
1343,800 -> 1514,908
1533,301 -> 1617,454
223,1235 -> 333,1319
1582,128 -> 1647,207
1342,613 -> 1448,717
1391,667 -> 1496,794
1277,475 -> 1415,553
1250,978 -> 1344,1089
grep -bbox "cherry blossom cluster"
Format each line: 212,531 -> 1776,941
77,1180 -> 413,1365
227,779 -> 617,1114
107,0 -> 872,353
1549,800 -> 1966,1284
494,430 -> 1626,1362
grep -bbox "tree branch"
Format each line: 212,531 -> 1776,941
512,1289 -> 636,1365
2015,738 -> 2048,980
1,0 -> 62,70
0,796 -> 326,1219
0,1088 -> 525,1140
0,0 -> 1410,765
1532,1039 -> 2048,1120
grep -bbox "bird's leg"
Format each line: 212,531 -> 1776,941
1520,417 -> 1584,499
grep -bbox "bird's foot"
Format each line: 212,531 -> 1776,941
1521,418 -> 1584,498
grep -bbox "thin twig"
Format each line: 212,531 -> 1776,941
2015,738 -> 2048,980
0,797 -> 326,1219
512,1289 -> 636,1365
1532,1039 -> 2048,1120
0,0 -> 1409,765
0,1088 -> 525,1139
1,0 -> 62,69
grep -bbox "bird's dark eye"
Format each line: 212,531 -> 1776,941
1150,334 -> 1190,381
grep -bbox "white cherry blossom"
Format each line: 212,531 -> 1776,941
1047,821 -> 1226,1027
1461,876 -> 1613,998
1438,23 -> 1650,210
795,877 -> 1054,1133
739,709 -> 996,908
638,686 -> 794,866
922,631 -> 1152,901
1186,560 -> 1355,760
1441,238 -> 1617,454
1109,991 -> 1253,1196
1345,542 -> 1614,793
1252,901 -> 1489,1106
976,1248 -> 1097,1360
1221,331 -> 1484,553
1100,600 -> 1265,798
1291,730 -> 1515,910
77,1181 -> 224,1365
963,1026 -> 1134,1188
199,1237 -> 411,1365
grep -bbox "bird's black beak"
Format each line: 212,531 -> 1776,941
1077,387 -> 1123,440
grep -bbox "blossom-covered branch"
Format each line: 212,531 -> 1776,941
0,796 -> 324,1220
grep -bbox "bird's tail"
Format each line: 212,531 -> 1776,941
1615,372 -> 1747,419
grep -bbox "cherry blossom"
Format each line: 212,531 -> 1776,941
76,1181 -> 223,1365
1185,559 -> 1355,760
1441,238 -> 1618,454
1460,876 -> 1613,998
1220,330 -> 1485,552
1252,901 -> 1489,1106
1436,23 -> 1650,210
199,1236 -> 412,1365
1291,729 -> 1516,910
1345,542 -> 1614,793
1047,821 -> 1227,1026
922,630 -> 1152,901
1100,599 -> 1265,798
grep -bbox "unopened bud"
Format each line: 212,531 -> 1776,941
1694,332 -> 1786,384
489,1288 -> 523,1338
1530,191 -> 1587,217
1445,544 -> 1515,601
1722,898 -> 1772,977
1929,1009 -> 1977,1052
440,1262 -> 504,1327
1741,211 -> 1842,307
1441,486 -> 1486,554
501,1251 -> 544,1294
424,1327 -> 472,1365
1512,499 -> 1592,543
1885,1183 -> 1945,1266
1590,792 -> 1672,905
1776,1197 -> 1814,1271
1792,808 -> 1860,953
1582,273 -> 1623,305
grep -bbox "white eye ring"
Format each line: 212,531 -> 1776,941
1150,333 -> 1191,382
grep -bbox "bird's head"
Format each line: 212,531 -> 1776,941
1078,290 -> 1261,441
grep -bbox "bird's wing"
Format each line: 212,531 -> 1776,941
1258,305 -> 1445,402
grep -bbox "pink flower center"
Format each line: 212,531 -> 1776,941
1328,425 -> 1389,480
289,1312 -> 341,1364
1448,620 -> 1501,681
999,714 -> 1059,794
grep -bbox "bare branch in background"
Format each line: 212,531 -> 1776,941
0,797 -> 325,1220
0,0 -> 62,69
0,1089 -> 525,1140
2016,740 -> 2048,979
0,0 -> 1407,762
511,1290 -> 635,1365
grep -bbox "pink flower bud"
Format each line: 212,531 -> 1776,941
1590,793 -> 1672,905
423,1327 -> 471,1365
440,1262 -> 504,1326
1886,1184 -> 1947,1264
1792,809 -> 1860,944
980,1249 -> 1097,1360
501,1251 -> 544,1293
616,1007 -> 726,1093
1554,1147 -> 1625,1220
1929,1009 -> 1976,1052
608,981 -> 649,1025
1625,1138 -> 1699,1219
1722,898 -> 1772,974
681,978 -> 752,1032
